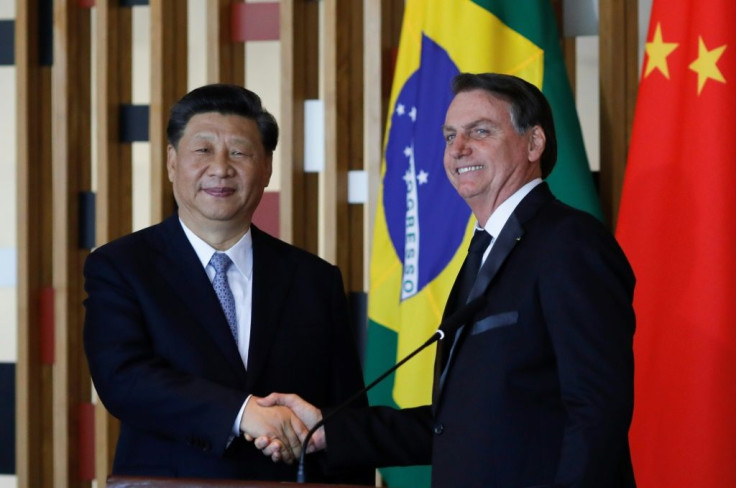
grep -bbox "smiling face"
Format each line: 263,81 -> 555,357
167,112 -> 272,244
442,89 -> 545,224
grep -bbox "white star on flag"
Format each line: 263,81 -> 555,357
417,170 -> 429,185
396,104 -> 405,116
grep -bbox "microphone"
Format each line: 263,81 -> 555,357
296,295 -> 485,483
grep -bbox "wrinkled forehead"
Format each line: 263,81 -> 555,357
445,90 -> 512,126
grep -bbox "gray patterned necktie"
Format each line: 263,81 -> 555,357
209,252 -> 238,342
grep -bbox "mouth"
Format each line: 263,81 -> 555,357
456,165 -> 484,175
203,187 -> 235,197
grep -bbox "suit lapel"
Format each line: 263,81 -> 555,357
469,214 -> 524,301
433,218 -> 524,409
245,226 -> 295,389
151,216 -> 247,382
432,183 -> 554,412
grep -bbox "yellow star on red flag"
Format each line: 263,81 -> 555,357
644,23 -> 679,78
689,36 -> 727,95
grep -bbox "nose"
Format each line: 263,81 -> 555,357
208,149 -> 234,177
449,134 -> 471,159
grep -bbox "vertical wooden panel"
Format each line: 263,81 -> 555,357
346,1 -> 365,292
52,1 -> 92,486
94,0 -> 133,484
150,0 -> 188,223
96,2 -> 133,269
206,0 -> 245,85
279,0 -> 295,244
561,38 -> 577,94
599,0 -> 638,227
363,0 -> 403,291
324,0 -> 362,276
322,0 -> 339,264
16,0 -> 54,486
305,0 -> 365,276
363,0 -> 382,292
551,0 -> 577,93
280,0 -> 319,252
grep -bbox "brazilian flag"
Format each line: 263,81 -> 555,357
364,1 -> 600,486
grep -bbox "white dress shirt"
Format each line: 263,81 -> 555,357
478,178 -> 542,262
179,219 -> 253,437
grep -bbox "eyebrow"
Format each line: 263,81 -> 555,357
191,133 -> 253,146
442,118 -> 492,133
191,132 -> 216,141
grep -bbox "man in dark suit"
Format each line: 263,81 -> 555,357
83,84 -> 371,484
254,73 -> 636,487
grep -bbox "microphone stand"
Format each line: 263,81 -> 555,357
296,295 -> 485,483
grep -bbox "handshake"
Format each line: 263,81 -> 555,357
239,393 -> 325,464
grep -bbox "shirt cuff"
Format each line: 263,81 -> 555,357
233,394 -> 252,437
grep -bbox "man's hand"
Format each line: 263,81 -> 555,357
240,395 -> 308,464
245,393 -> 326,462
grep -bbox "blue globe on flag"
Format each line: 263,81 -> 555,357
383,35 -> 471,302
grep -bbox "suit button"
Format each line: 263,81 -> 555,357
433,423 -> 444,435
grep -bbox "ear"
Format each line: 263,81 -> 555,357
263,153 -> 273,188
527,126 -> 546,163
166,144 -> 177,183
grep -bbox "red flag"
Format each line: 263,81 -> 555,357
616,1 -> 736,486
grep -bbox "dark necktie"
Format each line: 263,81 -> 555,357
436,229 -> 492,378
209,252 -> 238,343
454,229 -> 492,309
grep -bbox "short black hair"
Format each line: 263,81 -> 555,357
166,83 -> 278,153
452,73 -> 557,179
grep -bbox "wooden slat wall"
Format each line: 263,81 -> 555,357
149,0 -> 187,224
362,0 -> 404,291
362,0 -> 383,291
51,1 -> 92,487
551,0 -> 577,93
206,0 -> 245,85
15,0 -> 54,486
280,0 -> 319,253
323,0 -> 363,287
13,1 -> 641,487
599,0 -> 640,228
94,1 -> 133,485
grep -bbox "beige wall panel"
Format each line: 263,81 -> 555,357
246,40 -> 282,192
132,8 -> 152,231
132,7 -> 151,105
189,0 -> 208,89
576,36 -> 600,172
0,67 -> 16,248
0,2 -> 14,16
0,287 -> 17,362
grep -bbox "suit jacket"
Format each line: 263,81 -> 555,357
83,214 -> 371,484
325,183 -> 636,487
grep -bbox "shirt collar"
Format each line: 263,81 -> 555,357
179,219 -> 253,280
480,178 -> 542,237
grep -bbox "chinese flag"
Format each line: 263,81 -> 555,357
616,0 -> 736,486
